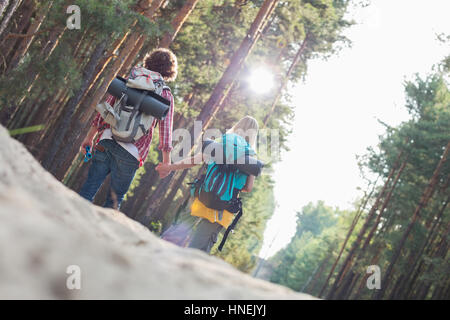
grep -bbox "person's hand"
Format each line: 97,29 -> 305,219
156,163 -> 172,179
80,138 -> 93,155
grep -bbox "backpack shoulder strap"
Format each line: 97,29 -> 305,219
153,77 -> 171,95
218,200 -> 243,251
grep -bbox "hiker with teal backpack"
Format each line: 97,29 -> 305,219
79,48 -> 178,210
156,116 -> 263,253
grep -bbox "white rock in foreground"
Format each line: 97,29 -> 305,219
0,126 -> 315,300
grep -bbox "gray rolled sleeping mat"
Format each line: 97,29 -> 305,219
201,139 -> 264,176
107,76 -> 170,120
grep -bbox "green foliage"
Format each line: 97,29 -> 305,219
0,0 -> 163,111
8,124 -> 45,136
357,72 -> 449,298
295,200 -> 338,237
269,201 -> 353,293
268,70 -> 449,299
436,33 -> 450,74
54,0 -> 156,36
149,220 -> 163,234
169,0 -> 259,118
0,0 -> 354,277
158,0 -> 354,271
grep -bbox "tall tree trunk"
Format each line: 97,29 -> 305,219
135,0 -> 280,225
120,116 -> 187,217
78,0 -> 166,125
352,244 -> 384,299
263,34 -> 309,126
0,0 -> 11,20
343,273 -> 362,299
14,24 -> 66,109
334,271 -> 355,299
0,0 -> 21,40
50,35 -> 138,180
318,179 -> 379,297
158,0 -> 200,49
9,19 -> 86,129
56,0 -> 167,191
41,40 -> 107,172
431,285 -> 444,300
57,1 -> 202,198
415,236 -> 448,299
92,175 -> 112,207
374,142 -> 450,299
196,0 -> 279,130
117,34 -> 146,78
6,1 -> 52,72
361,160 -> 407,251
0,0 -> 35,71
21,27 -> 95,148
121,162 -> 160,216
408,219 -> 450,299
152,168 -> 190,221
33,51 -> 92,160
142,0 -> 165,19
326,151 -> 404,299
401,195 -> 449,298
305,252 -> 332,295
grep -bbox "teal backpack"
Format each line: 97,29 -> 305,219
189,133 -> 256,251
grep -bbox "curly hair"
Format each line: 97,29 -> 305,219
143,48 -> 178,82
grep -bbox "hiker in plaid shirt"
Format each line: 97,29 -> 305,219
79,48 -> 178,209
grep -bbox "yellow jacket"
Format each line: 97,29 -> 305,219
190,197 -> 234,228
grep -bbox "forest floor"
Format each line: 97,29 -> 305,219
0,125 -> 315,299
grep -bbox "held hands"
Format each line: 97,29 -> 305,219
156,163 -> 172,179
80,138 -> 93,155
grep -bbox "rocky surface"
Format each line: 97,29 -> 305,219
0,125 -> 315,299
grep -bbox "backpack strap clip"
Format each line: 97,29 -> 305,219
218,200 -> 243,252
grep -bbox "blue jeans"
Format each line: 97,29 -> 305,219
79,139 -> 139,209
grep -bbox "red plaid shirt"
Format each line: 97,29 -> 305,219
92,86 -> 174,167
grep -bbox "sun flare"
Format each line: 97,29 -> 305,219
247,67 -> 274,95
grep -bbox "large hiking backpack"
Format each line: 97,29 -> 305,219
97,67 -> 170,143
189,133 -> 256,251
